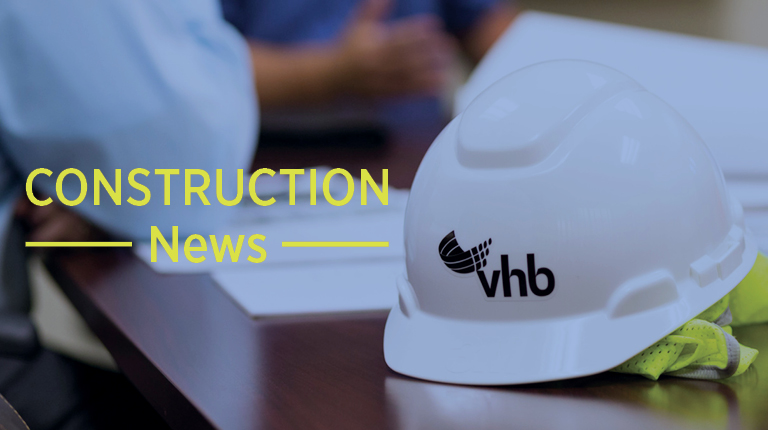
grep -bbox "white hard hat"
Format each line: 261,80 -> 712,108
384,60 -> 758,385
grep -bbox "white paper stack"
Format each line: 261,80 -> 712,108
211,259 -> 402,317
135,168 -> 406,317
457,11 -> 768,252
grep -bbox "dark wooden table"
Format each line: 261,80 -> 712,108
46,126 -> 768,430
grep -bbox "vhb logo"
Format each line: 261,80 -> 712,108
438,231 -> 555,298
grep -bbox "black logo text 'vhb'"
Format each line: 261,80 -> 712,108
438,231 -> 555,298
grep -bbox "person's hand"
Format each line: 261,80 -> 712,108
14,196 -> 102,243
334,0 -> 454,98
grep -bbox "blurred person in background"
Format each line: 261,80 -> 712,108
0,0 -> 256,428
223,0 -> 518,138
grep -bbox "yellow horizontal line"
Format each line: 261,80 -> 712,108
282,241 -> 389,248
25,242 -> 133,248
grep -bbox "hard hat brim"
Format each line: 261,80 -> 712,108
384,232 -> 759,385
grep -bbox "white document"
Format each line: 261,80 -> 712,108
134,179 -> 408,273
135,171 -> 407,316
211,259 -> 402,317
457,11 -> 768,180
135,208 -> 406,273
745,211 -> 768,253
458,12 -> 768,251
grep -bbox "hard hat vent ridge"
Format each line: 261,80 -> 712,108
438,231 -> 492,274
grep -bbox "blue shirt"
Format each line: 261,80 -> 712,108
220,0 -> 498,129
221,0 -> 498,42
0,0 -> 257,247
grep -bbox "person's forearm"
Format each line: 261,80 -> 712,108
461,4 -> 520,64
249,41 -> 347,109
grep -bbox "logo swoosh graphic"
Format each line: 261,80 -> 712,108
439,231 -> 492,274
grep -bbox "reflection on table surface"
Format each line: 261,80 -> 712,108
386,324 -> 768,430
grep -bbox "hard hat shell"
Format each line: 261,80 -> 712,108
384,60 -> 758,385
